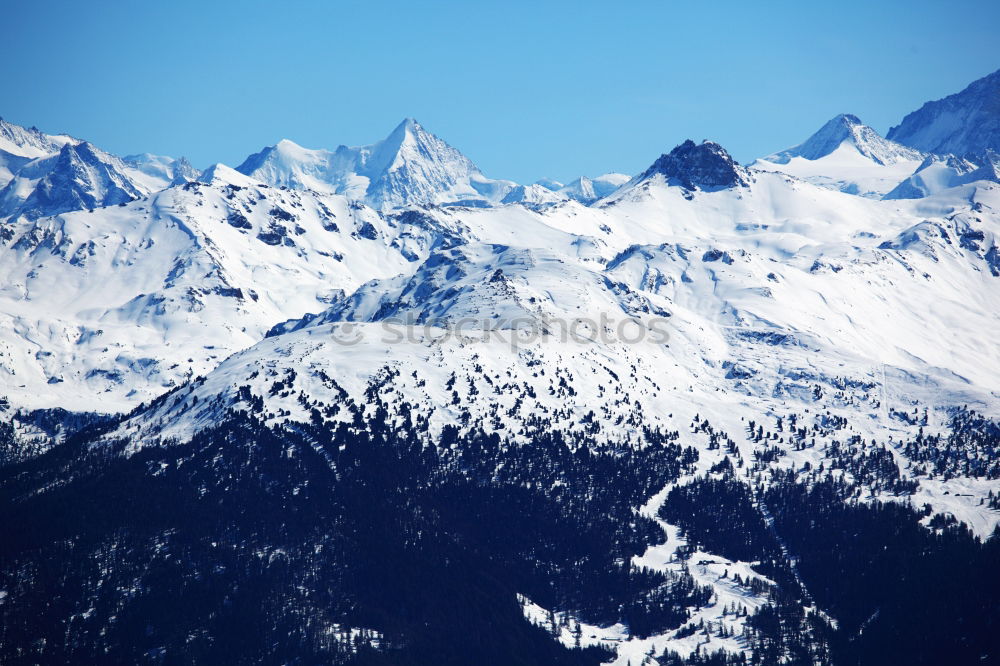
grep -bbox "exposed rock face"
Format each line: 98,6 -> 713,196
639,139 -> 753,190
0,141 -> 146,219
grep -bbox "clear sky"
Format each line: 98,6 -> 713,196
4,0 -> 998,183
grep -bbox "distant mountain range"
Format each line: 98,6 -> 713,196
2,68 -> 999,222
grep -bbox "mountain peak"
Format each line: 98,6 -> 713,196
0,117 -> 78,159
887,68 -> 1000,156
766,114 -> 921,166
639,139 -> 753,190
0,139 -> 145,219
235,120 -> 510,209
376,118 -> 428,155
275,138 -> 304,150
122,153 -> 200,187
535,177 -> 564,191
360,119 -> 486,207
397,117 -> 419,132
199,162 -> 260,188
555,173 -> 630,203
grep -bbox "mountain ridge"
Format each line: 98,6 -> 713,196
888,68 -> 1000,156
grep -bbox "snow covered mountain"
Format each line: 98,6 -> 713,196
0,165 -> 465,411
115,139 -> 1000,536
0,117 -> 79,187
501,173 -> 631,206
0,117 -> 78,161
500,182 -> 570,205
888,68 -> 1000,156
632,139 -> 754,191
135,153 -> 1000,432
2,70 -> 1000,666
0,118 -> 198,220
93,141 -> 1000,664
123,153 -> 199,190
754,114 -> 924,197
766,114 -> 921,166
545,173 -> 631,203
0,141 -> 148,219
236,118 -> 517,209
884,151 -> 1000,199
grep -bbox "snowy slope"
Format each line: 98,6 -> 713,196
0,166 -> 465,411
754,114 -> 924,198
236,118 -> 517,209
883,152 -> 1000,199
132,167 -> 1000,436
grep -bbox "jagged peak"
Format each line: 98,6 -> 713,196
17,140 -> 128,175
0,117 -> 79,158
122,152 -> 200,187
0,138 -> 145,220
968,148 -> 1000,181
59,139 -> 97,158
638,139 -> 753,191
914,152 -> 978,173
249,138 -> 329,163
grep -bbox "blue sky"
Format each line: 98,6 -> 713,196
4,0 -> 998,183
